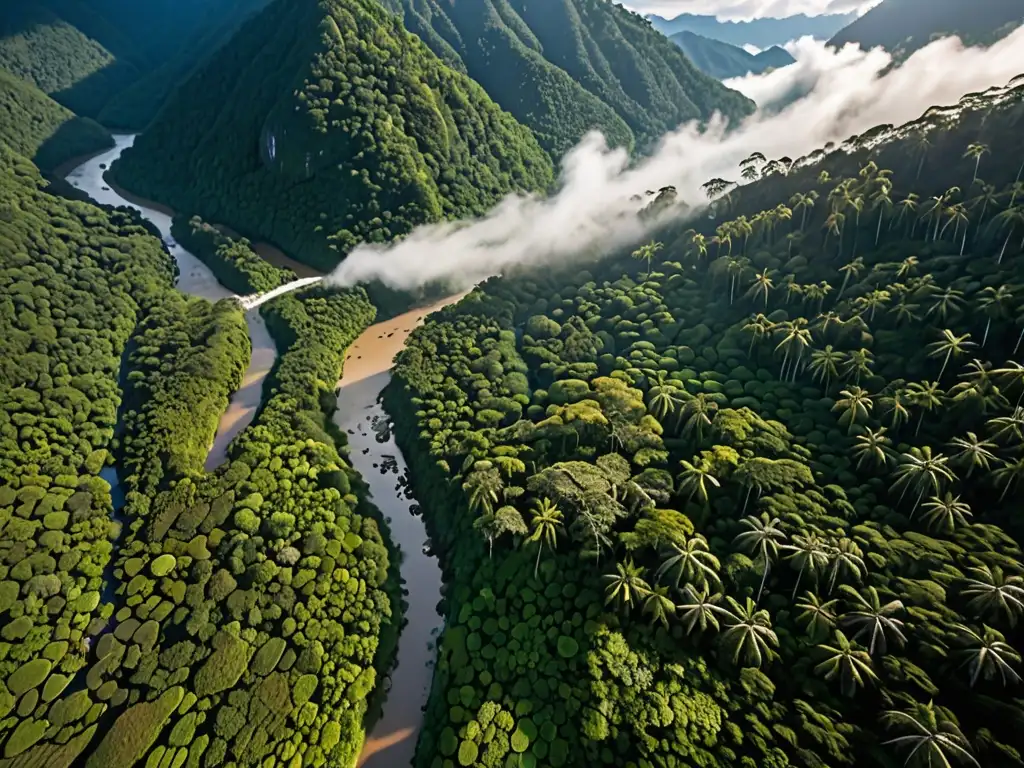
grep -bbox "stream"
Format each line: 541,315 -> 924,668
66,138 -> 462,766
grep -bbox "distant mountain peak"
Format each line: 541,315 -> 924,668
648,10 -> 856,48
668,30 -> 795,80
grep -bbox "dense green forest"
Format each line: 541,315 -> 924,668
828,0 -> 1024,59
0,68 -> 111,173
668,32 -> 794,81
0,0 -> 270,127
170,216 -> 295,296
109,0 -> 555,273
376,0 -> 754,156
385,78 -> 1024,767
0,130 -> 401,763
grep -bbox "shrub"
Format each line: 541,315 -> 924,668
7,658 -> 51,695
84,686 -> 184,767
193,632 -> 251,698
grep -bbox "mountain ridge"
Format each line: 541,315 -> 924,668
669,30 -> 796,80
648,10 -> 855,47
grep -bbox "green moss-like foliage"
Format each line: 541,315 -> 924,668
7,659 -> 52,696
192,632 -> 252,698
555,636 -> 579,659
84,686 -> 183,767
3,717 -> 49,758
110,0 -> 555,271
150,554 -> 177,577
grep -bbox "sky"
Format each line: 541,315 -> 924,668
622,0 -> 879,21
328,27 -> 1024,293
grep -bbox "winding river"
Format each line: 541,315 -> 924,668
65,138 -> 459,767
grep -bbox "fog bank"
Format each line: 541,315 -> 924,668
329,29 -> 1024,293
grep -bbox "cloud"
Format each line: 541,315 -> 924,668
329,30 -> 1024,293
622,0 -> 877,22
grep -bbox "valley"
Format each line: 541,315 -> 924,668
3,0 -> 1024,767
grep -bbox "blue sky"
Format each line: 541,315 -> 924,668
622,0 -> 880,21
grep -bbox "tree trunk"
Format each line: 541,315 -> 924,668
791,566 -> 804,600
756,562 -> 770,604
983,318 -> 992,348
876,210 -> 884,245
534,543 -> 542,578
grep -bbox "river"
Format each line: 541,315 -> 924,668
335,296 -> 465,768
65,136 -> 279,468
66,137 -> 464,766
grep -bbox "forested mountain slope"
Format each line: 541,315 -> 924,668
0,140 -> 398,766
0,0 -> 270,126
670,31 -> 795,80
0,68 -> 111,172
377,0 -> 754,156
649,11 -> 854,47
386,78 -> 1024,767
110,0 -> 555,272
829,0 -> 1024,58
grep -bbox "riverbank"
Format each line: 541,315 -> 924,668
334,294 -> 467,768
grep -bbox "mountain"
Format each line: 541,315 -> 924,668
0,67 -> 112,172
0,0 -> 271,127
669,30 -> 795,80
648,11 -> 855,48
110,0 -> 556,272
828,0 -> 1024,58
377,0 -> 755,156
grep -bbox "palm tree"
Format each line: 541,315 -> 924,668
987,406 -> 1024,446
853,426 -> 892,470
677,458 -> 720,506
782,277 -> 804,305
977,285 -> 1014,347
836,257 -> 864,300
642,585 -> 676,629
677,585 -> 727,635
603,559 -> 651,611
952,624 -> 1022,687
911,131 -> 932,179
790,190 -> 818,230
890,446 -> 956,513
905,381 -> 945,436
948,432 -> 999,478
843,348 -> 874,386
774,319 -> 812,382
809,345 -> 846,392
939,203 -> 970,254
967,182 -> 1000,225
919,493 -> 972,535
742,314 -> 775,356
925,287 -> 965,324
647,373 -> 682,421
928,329 -> 976,380
961,564 -> 1024,627
733,513 -> 787,603
991,456 -> 1024,502
881,701 -> 980,768
803,282 -> 832,314
990,204 -> 1024,264
632,240 -> 663,281
823,211 -> 846,255
814,631 -> 879,697
719,596 -> 779,668
840,585 -> 907,655
784,534 -> 831,599
880,386 -> 911,432
745,269 -> 774,307
964,141 -> 989,183
526,497 -> 563,577
656,535 -> 722,591
895,193 -> 920,236
828,538 -> 866,592
684,231 -> 709,267
679,393 -> 714,443
796,591 -> 839,642
890,298 -> 921,327
833,387 -> 874,434
463,465 -> 505,516
854,289 -> 891,322
896,255 -> 919,279
993,361 -> 1024,406
474,505 -> 527,558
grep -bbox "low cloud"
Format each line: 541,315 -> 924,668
622,0 -> 878,22
329,30 -> 1024,293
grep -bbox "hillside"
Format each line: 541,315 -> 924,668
377,0 -> 755,156
0,67 -> 112,172
670,30 -> 795,80
388,76 -> 1024,768
0,0 -> 271,125
110,0 -> 556,272
828,0 -> 1024,58
649,11 -> 855,47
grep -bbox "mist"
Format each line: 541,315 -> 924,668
329,28 -> 1024,293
